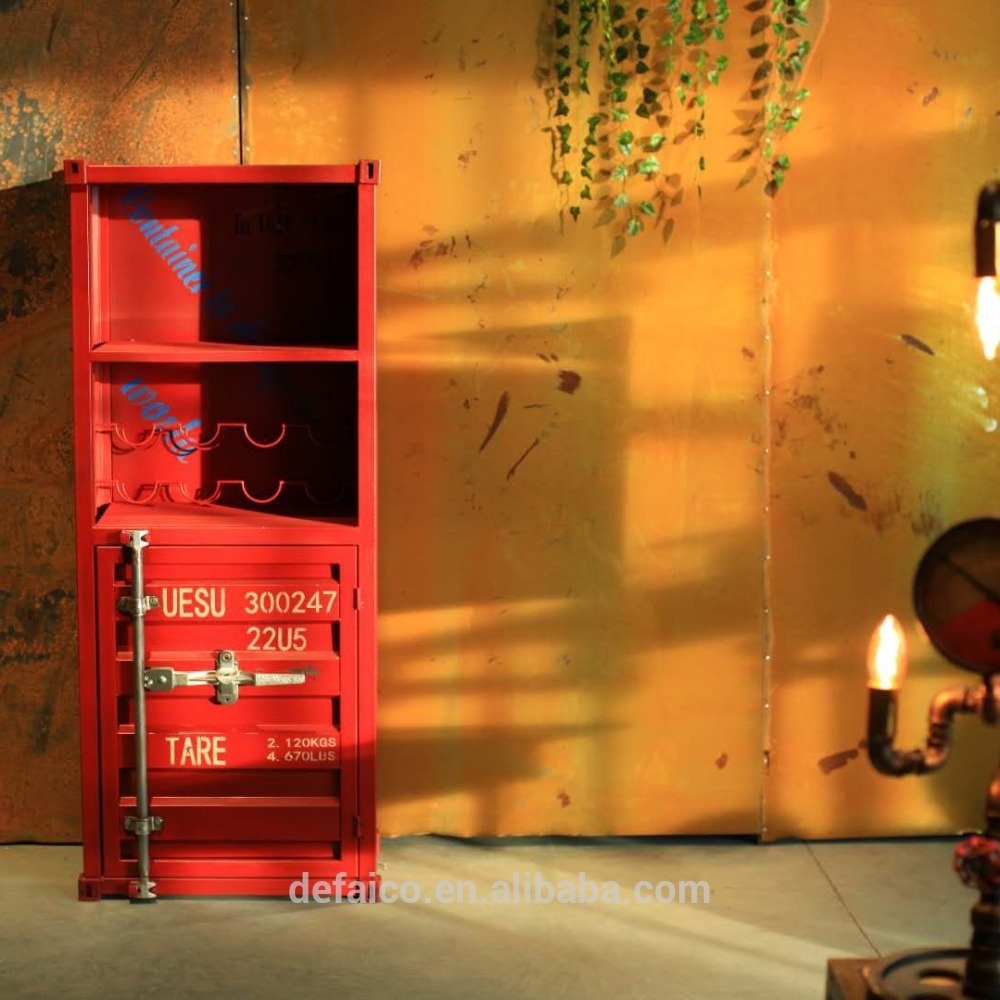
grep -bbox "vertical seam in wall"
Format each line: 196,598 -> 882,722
759,188 -> 776,840
235,0 -> 246,164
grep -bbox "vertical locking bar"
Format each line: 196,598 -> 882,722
121,529 -> 159,902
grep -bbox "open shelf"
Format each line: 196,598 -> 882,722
93,363 -> 359,523
93,181 -> 360,349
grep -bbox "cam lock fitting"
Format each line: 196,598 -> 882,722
117,594 -> 159,618
124,816 -> 163,836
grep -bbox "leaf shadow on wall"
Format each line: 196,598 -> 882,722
375,309 -> 767,835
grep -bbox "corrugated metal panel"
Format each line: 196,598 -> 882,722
0,0 -> 238,841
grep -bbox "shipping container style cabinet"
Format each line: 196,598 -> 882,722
66,160 -> 380,900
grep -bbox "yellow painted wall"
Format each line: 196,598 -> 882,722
765,1 -> 1000,838
242,0 -> 767,835
0,0 -> 997,840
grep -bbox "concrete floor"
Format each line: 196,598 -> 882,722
0,836 -> 974,999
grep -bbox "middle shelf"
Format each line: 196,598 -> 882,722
89,361 -> 361,520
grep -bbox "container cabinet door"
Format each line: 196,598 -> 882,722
96,543 -> 359,894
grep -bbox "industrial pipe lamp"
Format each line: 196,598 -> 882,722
826,184 -> 1000,1000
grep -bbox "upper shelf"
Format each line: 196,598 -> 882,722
90,342 -> 361,364
86,180 -> 370,351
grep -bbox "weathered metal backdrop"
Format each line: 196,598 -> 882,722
0,0 -> 997,841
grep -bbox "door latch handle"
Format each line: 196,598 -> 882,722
145,650 -> 311,705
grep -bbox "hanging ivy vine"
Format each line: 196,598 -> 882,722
763,0 -> 811,193
545,0 -> 812,244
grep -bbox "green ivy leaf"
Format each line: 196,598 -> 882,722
637,43 -> 651,59
612,87 -> 628,103
611,164 -> 628,180
636,104 -> 651,118
639,200 -> 657,216
636,6 -> 649,20
558,170 -> 573,184
613,192 -> 630,208
626,216 -> 643,237
698,155 -> 706,171
642,86 -> 658,104
610,71 -> 629,86
570,205 -> 581,221
636,61 -> 649,74
581,185 -> 593,200
775,154 -> 791,169
637,156 -> 660,174
556,97 -> 570,116
557,45 -> 570,59
611,107 -> 629,122
556,20 -> 571,38
556,0 -> 570,13
646,133 -> 665,150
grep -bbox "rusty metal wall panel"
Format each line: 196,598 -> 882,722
241,0 -> 767,836
764,3 -> 1000,839
0,0 -> 238,842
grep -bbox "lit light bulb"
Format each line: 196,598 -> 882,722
976,276 -> 1000,361
866,614 -> 908,691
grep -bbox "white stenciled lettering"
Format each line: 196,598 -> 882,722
158,586 -> 226,618
164,735 -> 227,767
243,589 -> 338,615
246,625 -> 308,652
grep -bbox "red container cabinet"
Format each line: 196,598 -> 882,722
66,160 -> 380,900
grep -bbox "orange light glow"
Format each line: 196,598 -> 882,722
977,276 -> 1000,361
866,614 -> 907,691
